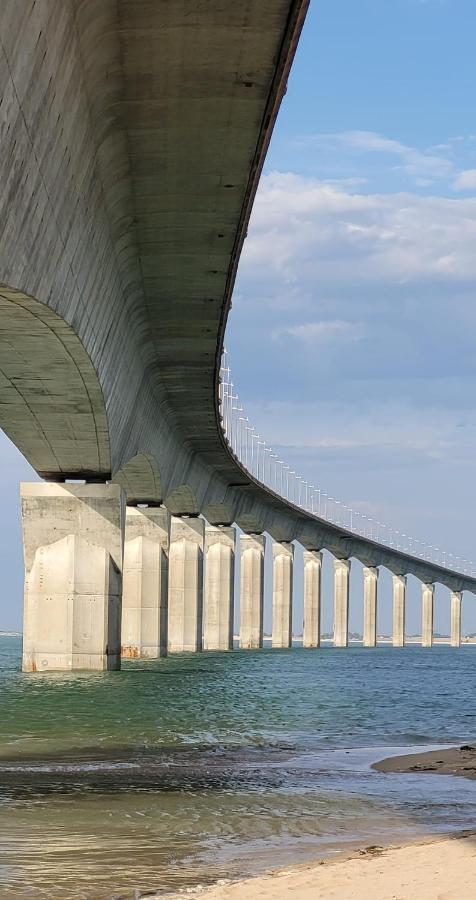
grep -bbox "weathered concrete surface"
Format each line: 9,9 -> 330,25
168,517 -> 204,652
21,482 -> 125,672
240,534 -> 265,649
303,550 -> 322,648
121,506 -> 169,659
421,583 -> 434,648
272,542 -> 294,649
392,575 -> 406,648
363,567 -> 378,647
450,591 -> 462,648
334,558 -> 351,648
204,526 -> 235,650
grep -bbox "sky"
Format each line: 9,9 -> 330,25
2,0 -> 476,636
227,0 -> 476,635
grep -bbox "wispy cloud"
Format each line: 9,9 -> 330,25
272,319 -> 363,343
454,169 -> 476,191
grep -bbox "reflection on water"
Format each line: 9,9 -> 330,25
0,637 -> 475,898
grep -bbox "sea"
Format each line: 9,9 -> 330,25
0,635 -> 475,899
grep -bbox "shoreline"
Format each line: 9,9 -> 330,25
373,742 -> 476,780
166,832 -> 476,899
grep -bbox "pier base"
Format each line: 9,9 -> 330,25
392,575 -> 406,647
303,550 -> 322,648
363,567 -> 378,647
204,526 -> 235,650
121,506 -> 169,658
272,542 -> 293,648
168,516 -> 204,652
421,583 -> 434,648
334,558 -> 350,648
21,482 -> 125,672
240,534 -> 265,649
450,591 -> 462,648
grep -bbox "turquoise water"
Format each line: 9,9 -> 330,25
0,636 -> 476,898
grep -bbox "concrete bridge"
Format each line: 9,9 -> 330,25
1,2 -> 473,671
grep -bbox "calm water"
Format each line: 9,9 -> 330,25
0,636 -> 475,898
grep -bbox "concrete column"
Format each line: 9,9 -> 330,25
450,591 -> 462,648
421,583 -> 434,648
240,534 -> 265,649
204,526 -> 235,650
392,575 -> 406,647
334,558 -> 351,648
168,516 -> 204,652
363,567 -> 378,647
272,542 -> 294,648
21,482 -> 125,673
121,506 -> 169,659
303,550 -> 322,648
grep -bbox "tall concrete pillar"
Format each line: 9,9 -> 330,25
204,526 -> 235,650
121,506 -> 169,659
21,482 -> 125,673
421,583 -> 434,648
303,550 -> 322,648
168,516 -> 204,652
272,542 -> 294,648
334,558 -> 351,648
363,566 -> 378,647
450,591 -> 462,648
392,575 -> 406,647
240,534 -> 265,649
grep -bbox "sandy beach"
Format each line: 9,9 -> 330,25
181,834 -> 476,899
373,743 -> 476,779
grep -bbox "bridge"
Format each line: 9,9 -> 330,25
1,1 -> 473,672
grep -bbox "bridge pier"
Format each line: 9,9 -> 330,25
121,506 -> 169,659
334,558 -> 351,647
392,575 -> 406,647
303,550 -> 322,648
363,566 -> 378,647
204,526 -> 235,650
21,482 -> 125,672
450,591 -> 462,647
240,534 -> 265,649
168,516 -> 204,652
421,583 -> 434,647
272,542 -> 294,648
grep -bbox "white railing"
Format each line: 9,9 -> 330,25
219,349 -> 474,578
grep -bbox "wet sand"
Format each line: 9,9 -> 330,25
372,743 -> 476,779
171,834 -> 476,899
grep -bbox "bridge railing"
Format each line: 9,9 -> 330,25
219,349 -> 474,578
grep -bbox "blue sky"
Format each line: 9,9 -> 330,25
227,0 -> 476,634
1,0 -> 476,636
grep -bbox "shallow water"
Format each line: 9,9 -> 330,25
0,636 -> 475,898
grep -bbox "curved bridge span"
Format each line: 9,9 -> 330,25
0,2 -> 472,671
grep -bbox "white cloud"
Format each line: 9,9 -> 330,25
272,319 -> 362,343
454,169 -> 476,191
301,130 -> 453,182
242,171 -> 476,286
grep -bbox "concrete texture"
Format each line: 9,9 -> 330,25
334,559 -> 351,648
168,517 -> 204,652
240,534 -> 265,649
272,542 -> 294,649
451,591 -> 462,648
363,567 -> 378,648
204,526 -> 235,650
121,506 -> 169,658
303,550 -> 322,648
392,575 -> 406,648
21,482 -> 125,672
421,583 -> 434,648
